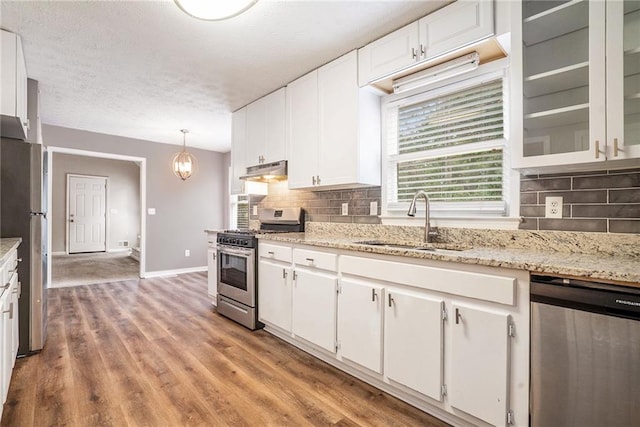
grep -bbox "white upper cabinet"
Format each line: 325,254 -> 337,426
230,107 -> 247,195
418,0 -> 495,59
246,88 -> 286,166
1,30 -> 28,140
606,0 -> 640,161
287,50 -> 381,190
513,0 -> 640,172
287,70 -> 319,189
358,22 -> 420,87
358,0 -> 494,86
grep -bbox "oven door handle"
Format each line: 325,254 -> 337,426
217,245 -> 253,257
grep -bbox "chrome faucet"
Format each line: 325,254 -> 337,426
407,190 -> 437,243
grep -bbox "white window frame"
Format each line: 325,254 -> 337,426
381,58 -> 521,229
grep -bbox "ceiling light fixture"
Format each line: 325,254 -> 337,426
172,129 -> 197,181
392,52 -> 480,94
174,0 -> 257,21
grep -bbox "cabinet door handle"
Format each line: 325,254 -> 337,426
212,253 -> 216,260
388,293 -> 394,307
2,302 -> 12,318
371,289 -> 377,302
613,138 -> 619,157
305,258 -> 314,263
282,269 -> 287,279
595,140 -> 600,159
17,258 -> 22,263
455,308 -> 462,325
420,44 -> 425,57
412,47 -> 417,60
316,175 -> 321,185
312,176 -> 316,185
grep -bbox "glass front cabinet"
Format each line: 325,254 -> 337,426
512,0 -> 640,171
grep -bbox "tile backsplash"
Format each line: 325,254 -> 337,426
249,181 -> 382,224
248,167 -> 640,234
520,168 -> 640,234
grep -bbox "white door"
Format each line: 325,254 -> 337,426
68,175 -> 106,253
337,279 -> 383,373
292,268 -> 337,352
258,260 -> 292,332
384,288 -> 444,401
449,303 -> 510,426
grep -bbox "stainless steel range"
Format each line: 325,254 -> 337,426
216,208 -> 304,330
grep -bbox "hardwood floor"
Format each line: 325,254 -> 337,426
1,272 -> 449,426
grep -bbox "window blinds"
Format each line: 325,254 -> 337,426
237,195 -> 249,229
386,78 -> 506,214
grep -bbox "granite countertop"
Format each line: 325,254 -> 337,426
0,238 -> 22,263
258,232 -> 640,288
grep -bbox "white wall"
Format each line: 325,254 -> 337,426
51,153 -> 140,253
43,125 -> 227,273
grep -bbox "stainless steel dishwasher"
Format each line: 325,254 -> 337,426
530,275 -> 640,427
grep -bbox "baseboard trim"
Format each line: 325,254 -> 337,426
107,248 -> 131,253
143,266 -> 207,279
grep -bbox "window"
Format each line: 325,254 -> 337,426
230,194 -> 249,229
383,71 -> 509,219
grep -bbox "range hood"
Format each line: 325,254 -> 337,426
240,160 -> 287,182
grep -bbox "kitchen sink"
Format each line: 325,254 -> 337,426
353,240 -> 470,252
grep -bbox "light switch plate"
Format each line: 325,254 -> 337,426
545,196 -> 563,218
184,249 -> 190,257
252,205 -> 258,216
341,203 -> 349,216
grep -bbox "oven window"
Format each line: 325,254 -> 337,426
219,253 -> 247,291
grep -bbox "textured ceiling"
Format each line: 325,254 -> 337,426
0,0 -> 449,152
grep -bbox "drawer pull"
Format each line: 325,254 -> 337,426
305,258 -> 314,262
267,251 -> 275,255
371,289 -> 377,302
388,294 -> 394,307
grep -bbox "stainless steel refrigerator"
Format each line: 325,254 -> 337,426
0,138 -> 48,356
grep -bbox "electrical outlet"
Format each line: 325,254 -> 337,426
147,208 -> 156,215
252,205 -> 258,216
545,196 -> 563,218
369,201 -> 378,216
184,249 -> 190,257
341,203 -> 349,216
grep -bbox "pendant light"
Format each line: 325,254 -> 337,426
172,129 -> 197,181
174,0 -> 257,21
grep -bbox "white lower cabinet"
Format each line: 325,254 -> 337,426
337,279 -> 383,373
1,245 -> 20,419
292,268 -> 337,353
449,303 -> 511,426
206,232 -> 217,305
385,288 -> 444,401
258,241 -> 528,427
258,260 -> 292,332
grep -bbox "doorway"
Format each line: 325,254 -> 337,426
67,174 -> 107,253
47,147 -> 147,287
